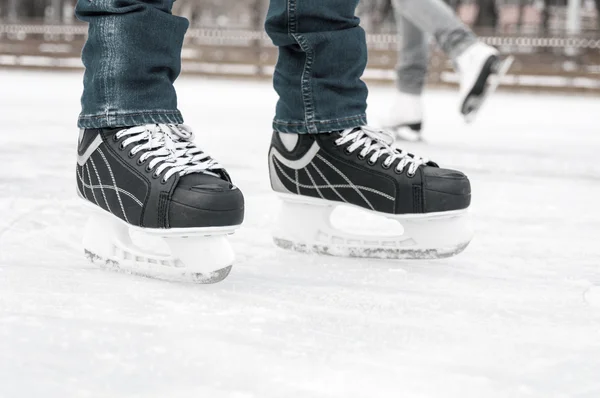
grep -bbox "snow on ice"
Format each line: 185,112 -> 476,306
1,70 -> 600,398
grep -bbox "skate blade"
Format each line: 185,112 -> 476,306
273,195 -> 473,260
81,205 -> 237,284
85,250 -> 233,284
462,56 -> 514,123
273,238 -> 470,260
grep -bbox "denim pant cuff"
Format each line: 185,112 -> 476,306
273,114 -> 367,134
78,110 -> 184,129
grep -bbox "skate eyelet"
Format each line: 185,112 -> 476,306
136,158 -> 145,166
145,165 -> 153,173
367,159 -> 377,166
152,173 -> 160,179
382,162 -> 392,170
407,172 -> 416,178
344,148 -> 353,155
128,151 -> 135,159
357,153 -> 366,160
119,143 -> 125,150
394,168 -> 404,175
112,134 -> 120,142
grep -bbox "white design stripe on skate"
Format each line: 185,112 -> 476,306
309,161 -> 347,203
273,157 -> 393,201
78,165 -> 88,201
77,168 -> 143,207
98,148 -> 129,223
304,167 -> 324,199
271,142 -> 320,169
84,164 -> 99,206
315,154 -> 375,211
294,170 -> 300,194
89,156 -> 112,215
77,135 -> 103,166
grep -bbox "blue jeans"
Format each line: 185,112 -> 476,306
265,0 -> 368,133
76,0 -> 188,128
76,0 -> 369,134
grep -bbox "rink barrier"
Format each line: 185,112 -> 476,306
1,25 -> 599,93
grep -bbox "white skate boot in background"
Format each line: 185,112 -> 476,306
77,124 -> 245,283
269,128 -> 473,259
381,92 -> 424,142
457,42 -> 514,123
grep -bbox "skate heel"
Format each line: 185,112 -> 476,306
83,212 -> 234,284
398,211 -> 473,258
273,195 -> 335,253
273,194 -> 473,259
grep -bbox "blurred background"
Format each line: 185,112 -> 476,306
0,0 -> 599,93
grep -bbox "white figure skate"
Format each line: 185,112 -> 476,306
76,124 -> 244,283
268,127 -> 473,259
457,42 -> 514,123
381,92 -> 424,142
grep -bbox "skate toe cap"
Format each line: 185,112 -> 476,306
422,167 -> 471,212
169,174 -> 245,228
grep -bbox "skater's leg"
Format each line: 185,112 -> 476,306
75,0 -> 188,128
265,0 -> 368,134
75,1 -> 244,282
391,0 -> 513,121
392,0 -> 476,60
395,15 -> 429,96
381,11 -> 427,139
266,0 -> 473,259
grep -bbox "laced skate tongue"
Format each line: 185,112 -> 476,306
153,125 -> 223,178
338,126 -> 436,171
118,124 -> 224,180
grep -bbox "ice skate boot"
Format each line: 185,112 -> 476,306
381,92 -> 424,142
76,124 -> 244,283
269,127 -> 472,259
457,42 -> 514,123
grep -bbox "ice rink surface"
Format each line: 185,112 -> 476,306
1,70 -> 599,398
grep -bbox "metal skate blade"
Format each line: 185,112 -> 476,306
274,195 -> 473,261
84,249 -> 233,284
82,211 -> 236,284
273,238 -> 471,260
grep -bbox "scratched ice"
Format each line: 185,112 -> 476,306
1,70 -> 599,398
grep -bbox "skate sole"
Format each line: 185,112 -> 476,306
85,249 -> 233,284
78,194 -> 241,237
461,55 -> 514,121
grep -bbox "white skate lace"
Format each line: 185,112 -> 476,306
335,126 -> 429,176
116,124 -> 222,182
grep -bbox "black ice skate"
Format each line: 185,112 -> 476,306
76,124 -> 244,283
268,127 -> 472,259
